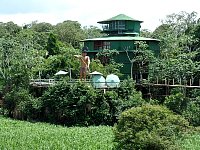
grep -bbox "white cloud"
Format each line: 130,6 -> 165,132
0,0 -> 199,31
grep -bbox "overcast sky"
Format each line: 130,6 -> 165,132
0,0 -> 200,31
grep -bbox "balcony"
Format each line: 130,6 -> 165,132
102,24 -> 126,31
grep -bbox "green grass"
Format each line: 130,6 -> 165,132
0,116 -> 114,150
178,133 -> 200,150
2,116 -> 200,150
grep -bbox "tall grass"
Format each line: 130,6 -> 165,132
2,116 -> 200,150
178,133 -> 200,150
0,116 -> 114,150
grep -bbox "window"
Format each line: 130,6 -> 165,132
118,21 -> 125,29
94,41 -> 110,50
94,41 -> 103,50
103,41 -> 110,49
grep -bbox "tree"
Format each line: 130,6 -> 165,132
149,52 -> 200,85
46,33 -> 60,56
54,20 -> 85,48
82,25 -> 105,39
94,49 -> 123,77
31,22 -> 54,33
124,41 -> 155,80
153,11 -> 198,59
0,22 -> 21,38
0,35 -> 33,94
140,29 -> 153,38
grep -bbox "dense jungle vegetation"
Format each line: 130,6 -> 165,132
1,11 -> 200,149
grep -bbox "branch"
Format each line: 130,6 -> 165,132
123,47 -> 133,63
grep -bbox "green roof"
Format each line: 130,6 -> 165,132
81,36 -> 160,42
98,14 -> 143,24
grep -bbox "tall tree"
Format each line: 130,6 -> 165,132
153,11 -> 198,58
82,25 -> 105,39
124,41 -> 155,80
54,20 -> 85,49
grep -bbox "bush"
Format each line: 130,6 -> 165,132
3,87 -> 41,120
92,79 -> 145,125
164,92 -> 188,114
182,96 -> 200,126
164,89 -> 200,126
114,105 -> 190,150
117,79 -> 145,110
41,81 -> 97,126
40,79 -> 145,126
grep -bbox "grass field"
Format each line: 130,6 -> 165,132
178,133 -> 200,150
0,116 -> 114,150
1,116 -> 200,150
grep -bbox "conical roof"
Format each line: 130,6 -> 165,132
98,14 -> 143,23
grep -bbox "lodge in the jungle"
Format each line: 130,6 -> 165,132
81,14 -> 160,79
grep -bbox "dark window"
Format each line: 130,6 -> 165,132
103,41 -> 110,49
118,21 -> 125,29
94,41 -> 110,50
94,41 -> 103,50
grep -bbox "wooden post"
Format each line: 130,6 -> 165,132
172,79 -> 174,85
156,76 -> 158,84
165,78 -> 167,85
190,79 -> 191,86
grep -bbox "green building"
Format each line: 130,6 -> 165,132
81,14 -> 160,79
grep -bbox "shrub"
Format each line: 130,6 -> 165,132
41,81 -> 97,125
117,78 -> 145,110
164,92 -> 188,114
164,89 -> 200,126
182,96 -> 200,126
40,79 -> 145,126
92,79 -> 145,125
114,105 -> 190,150
3,87 -> 41,120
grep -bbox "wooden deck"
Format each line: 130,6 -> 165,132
30,78 -> 200,89
30,79 -> 56,87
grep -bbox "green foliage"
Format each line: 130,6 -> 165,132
164,92 -> 188,114
3,87 -> 40,119
181,89 -> 200,126
149,53 -> 199,83
182,99 -> 200,127
32,33 -> 79,78
96,49 -> 119,65
0,117 -> 114,150
153,11 -> 198,58
0,21 -> 21,37
0,35 -> 31,92
0,116 -> 199,150
150,11 -> 200,85
54,20 -> 85,48
140,29 -> 153,38
41,81 -> 97,125
31,22 -> 53,32
46,33 -> 60,56
114,105 -> 190,150
93,49 -> 123,77
83,25 -> 105,39
164,89 -> 200,127
90,58 -> 123,77
40,79 -> 143,126
178,131 -> 200,150
124,41 -> 155,79
118,79 -> 145,109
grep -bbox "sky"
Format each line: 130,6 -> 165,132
0,0 -> 200,31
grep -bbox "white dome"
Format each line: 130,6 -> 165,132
106,74 -> 120,88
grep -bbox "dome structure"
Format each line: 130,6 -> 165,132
106,74 -> 120,88
89,71 -> 106,88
